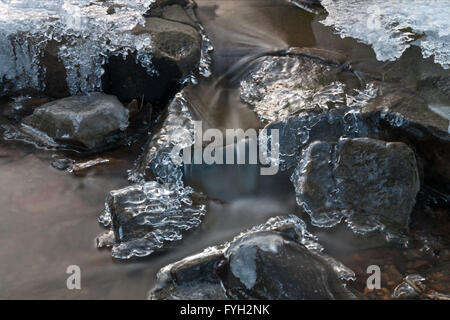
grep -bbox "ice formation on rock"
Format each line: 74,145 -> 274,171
98,91 -> 206,259
240,56 -> 378,123
290,138 -> 420,242
321,0 -> 450,69
100,181 -> 206,259
0,0 -> 155,95
150,215 -> 356,300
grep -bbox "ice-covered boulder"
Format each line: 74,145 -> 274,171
97,90 -> 206,259
240,54 -> 378,123
0,1 -> 203,102
291,138 -> 420,235
150,216 -> 356,300
101,181 -> 206,259
130,90 -> 196,182
362,90 -> 450,193
21,93 -> 129,151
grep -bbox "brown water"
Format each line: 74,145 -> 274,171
0,0 -> 449,299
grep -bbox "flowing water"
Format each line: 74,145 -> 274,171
0,0 -> 449,299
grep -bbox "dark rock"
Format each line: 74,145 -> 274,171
21,93 -> 129,151
363,91 -> 450,193
103,181 -> 206,259
150,216 -> 356,300
289,0 -> 324,13
266,110 -> 377,170
42,40 -> 71,99
150,247 -> 227,300
242,53 -> 449,197
51,157 -> 74,170
101,51 -> 181,105
102,17 -> 201,103
221,231 -> 354,299
291,138 -> 420,233
261,83 -> 449,195
148,4 -> 198,29
148,0 -> 193,11
132,18 -> 201,76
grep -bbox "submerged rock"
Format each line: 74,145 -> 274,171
150,215 -> 356,300
291,138 -> 420,236
21,93 -> 129,151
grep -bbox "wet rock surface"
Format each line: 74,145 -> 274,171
150,216 -> 356,300
289,0 -> 324,14
362,92 -> 450,194
103,13 -> 201,103
291,138 -> 420,234
21,93 -> 129,151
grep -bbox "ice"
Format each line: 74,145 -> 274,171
129,92 -> 196,183
98,91 -> 206,259
198,25 -> 214,78
0,0 -> 155,95
240,56 -> 378,123
320,0 -> 450,69
101,182 -> 206,259
229,245 -> 257,289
